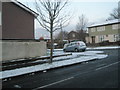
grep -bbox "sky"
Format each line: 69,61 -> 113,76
17,0 -> 119,39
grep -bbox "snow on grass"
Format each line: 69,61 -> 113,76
0,50 -> 108,79
53,51 -> 107,64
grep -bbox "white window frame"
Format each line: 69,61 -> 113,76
114,34 -> 120,42
97,26 -> 105,31
112,24 -> 118,30
99,35 -> 104,42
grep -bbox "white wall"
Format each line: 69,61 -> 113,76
95,36 -> 99,43
87,34 -> 117,44
2,41 -> 47,61
108,34 -> 114,42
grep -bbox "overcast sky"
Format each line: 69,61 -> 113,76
17,0 -> 119,39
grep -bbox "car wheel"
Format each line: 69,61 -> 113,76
82,49 -> 85,52
63,49 -> 66,52
75,48 -> 79,52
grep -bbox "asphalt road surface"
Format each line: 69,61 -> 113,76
2,49 -> 120,89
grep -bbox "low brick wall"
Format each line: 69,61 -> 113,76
86,41 -> 120,47
1,40 -> 47,61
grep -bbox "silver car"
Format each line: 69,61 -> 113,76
63,41 -> 86,52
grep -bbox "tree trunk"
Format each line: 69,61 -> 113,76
49,22 -> 53,63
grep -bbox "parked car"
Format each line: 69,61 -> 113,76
63,41 -> 86,52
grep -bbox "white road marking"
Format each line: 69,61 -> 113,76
97,64 -> 106,68
33,61 -> 119,89
32,77 -> 74,90
95,61 -> 120,71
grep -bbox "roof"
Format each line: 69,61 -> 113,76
88,19 -> 120,28
68,31 -> 78,34
4,0 -> 39,17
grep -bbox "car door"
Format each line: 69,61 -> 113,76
65,44 -> 71,51
70,42 -> 75,51
68,43 -> 73,51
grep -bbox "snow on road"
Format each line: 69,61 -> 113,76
0,50 -> 108,79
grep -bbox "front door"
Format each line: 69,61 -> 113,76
91,36 -> 95,43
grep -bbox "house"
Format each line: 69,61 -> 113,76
0,1 -> 47,61
86,19 -> 120,44
68,31 -> 87,42
0,1 -> 1,39
68,31 -> 79,41
1,0 -> 38,39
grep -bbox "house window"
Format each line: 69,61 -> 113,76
112,24 -> 118,30
97,26 -> 105,31
72,33 -> 75,37
99,35 -> 104,42
91,28 -> 96,32
114,34 -> 120,42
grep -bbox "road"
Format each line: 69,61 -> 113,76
2,49 -> 120,89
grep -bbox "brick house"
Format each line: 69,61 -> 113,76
0,1 -> 47,61
68,31 -> 87,42
68,31 -> 79,41
0,1 -> 1,39
0,0 -> 38,39
86,19 -> 120,44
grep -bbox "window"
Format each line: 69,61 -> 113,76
114,34 -> 120,42
97,26 -> 105,31
70,43 -> 74,46
91,28 -> 96,32
99,35 -> 104,42
112,24 -> 118,30
72,33 -> 75,37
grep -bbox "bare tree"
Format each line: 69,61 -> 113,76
76,14 -> 88,42
54,30 -> 68,48
107,2 -> 120,20
55,30 -> 68,41
34,0 -> 69,63
76,14 -> 88,31
107,8 -> 120,20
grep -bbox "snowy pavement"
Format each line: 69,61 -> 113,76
0,50 -> 108,79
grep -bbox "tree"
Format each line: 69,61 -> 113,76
55,30 -> 68,41
107,4 -> 120,20
34,0 -> 69,63
54,30 -> 68,48
55,31 -> 68,41
75,14 -> 88,42
76,14 -> 88,31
